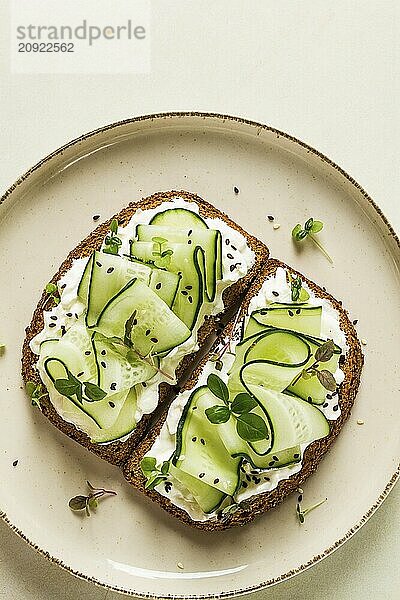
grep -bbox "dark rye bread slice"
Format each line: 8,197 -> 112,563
122,258 -> 364,530
21,190 -> 269,467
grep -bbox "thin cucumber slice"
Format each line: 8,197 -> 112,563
77,255 -> 93,305
173,387 -> 241,496
86,251 -> 151,327
252,304 -> 322,337
149,269 -> 180,308
90,387 -> 137,444
243,385 -> 329,469
136,225 -> 222,301
95,278 -> 191,356
92,333 -> 157,394
169,464 -> 226,514
149,207 -> 208,229
130,241 -> 203,330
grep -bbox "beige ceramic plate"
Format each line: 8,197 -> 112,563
0,113 -> 399,598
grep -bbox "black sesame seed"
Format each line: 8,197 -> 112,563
66,313 -> 73,317
133,319 -> 138,326
60,283 -> 66,289
214,478 -> 220,484
49,323 -> 56,328
272,291 -> 279,297
85,351 -> 91,356
242,481 -> 248,488
188,229 -> 192,236
188,239 -> 192,245
264,476 -> 270,481
267,215 -> 274,221
77,371 -> 84,377
230,264 -> 236,272
101,361 -> 107,368
333,404 -> 339,411
50,315 -> 58,321
142,382 -> 147,388
227,253 -> 234,259
272,456 -> 279,461
268,461 -> 275,467
192,406 -> 197,410
12,460 -> 18,467
199,473 -> 205,478
307,396 -> 312,403
288,310 -> 294,317
234,186 -> 239,194
353,319 -> 358,325
326,394 -> 332,400
188,296 -> 193,303
145,329 -> 151,336
225,238 -> 230,246
155,283 -> 162,290
323,402 -> 329,408
250,470 -> 259,475
61,326 -> 66,336
101,349 -> 106,355
110,383 -> 117,391
109,401 -> 115,408
231,245 -> 237,251
246,474 -> 251,482
293,453 -> 300,459
192,437 -> 197,442
181,290 -> 188,296
254,477 -> 261,484
74,314 -> 79,319
200,438 -> 206,445
298,494 -> 303,503
96,261 -> 102,268
93,214 -> 100,221
296,308 -> 301,315
107,267 -> 114,274
151,337 -> 158,343
185,285 -> 192,290
164,482 -> 172,493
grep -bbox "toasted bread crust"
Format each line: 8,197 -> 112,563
21,190 -> 269,466
123,258 -> 364,530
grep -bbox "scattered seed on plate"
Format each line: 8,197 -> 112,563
12,460 -> 18,467
93,215 -> 100,221
267,215 -> 274,222
273,223 -> 281,230
177,562 -> 184,570
357,419 -> 365,425
233,186 -> 239,194
361,339 -> 367,345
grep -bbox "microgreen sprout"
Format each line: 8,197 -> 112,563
44,282 -> 60,308
292,218 -> 333,263
140,457 -> 170,490
25,381 -> 47,408
69,481 -> 117,516
151,237 -> 173,269
296,492 -> 327,524
103,219 -> 122,255
287,272 -> 310,302
290,339 -> 337,392
205,374 -> 269,443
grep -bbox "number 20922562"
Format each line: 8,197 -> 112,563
18,42 -> 74,52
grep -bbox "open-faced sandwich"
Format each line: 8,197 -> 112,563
22,191 -> 363,529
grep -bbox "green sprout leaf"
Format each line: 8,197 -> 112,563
207,373 -> 229,405
110,219 -> 119,234
311,220 -> 323,233
145,475 -> 166,490
231,393 -> 257,415
45,283 -> 58,294
304,218 -> 314,232
54,378 -> 81,397
161,461 -> 170,475
140,456 -> 157,476
83,382 -> 107,402
69,495 -> 88,511
236,413 -> 269,442
314,339 -> 336,363
316,369 -> 337,392
205,405 -> 231,424
152,236 -> 168,245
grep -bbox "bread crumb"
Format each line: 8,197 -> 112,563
357,419 -> 364,425
272,223 -> 281,230
361,339 -> 367,345
177,562 -> 184,570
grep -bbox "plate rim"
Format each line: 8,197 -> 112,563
1,111 -> 399,598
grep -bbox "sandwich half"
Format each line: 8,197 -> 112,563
21,191 -> 269,466
123,259 -> 363,529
